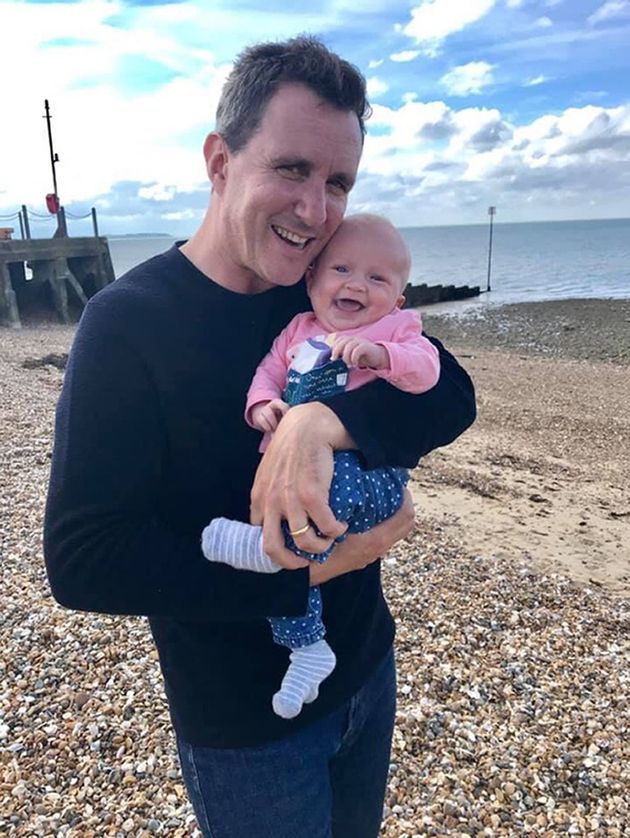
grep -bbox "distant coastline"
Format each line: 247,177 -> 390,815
107,232 -> 174,239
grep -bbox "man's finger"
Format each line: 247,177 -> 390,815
304,495 -> 347,543
285,497 -> 336,555
262,511 -> 309,568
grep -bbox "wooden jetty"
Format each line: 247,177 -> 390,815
403,281 -> 480,308
0,236 -> 115,328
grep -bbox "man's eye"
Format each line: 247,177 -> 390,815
327,179 -> 349,195
278,165 -> 303,178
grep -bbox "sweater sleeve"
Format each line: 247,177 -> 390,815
44,295 -> 309,621
244,322 -> 293,426
373,310 -> 440,394
323,332 -> 476,469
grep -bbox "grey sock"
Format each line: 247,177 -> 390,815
272,640 -> 337,720
201,518 -> 280,573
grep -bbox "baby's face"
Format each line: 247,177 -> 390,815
306,217 -> 409,332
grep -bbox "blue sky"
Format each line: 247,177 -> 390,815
1,0 -> 629,233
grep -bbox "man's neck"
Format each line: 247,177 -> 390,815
180,225 -> 271,296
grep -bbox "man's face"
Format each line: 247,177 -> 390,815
215,83 -> 363,294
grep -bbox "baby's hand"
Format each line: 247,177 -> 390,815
251,399 -> 290,433
331,336 -> 390,370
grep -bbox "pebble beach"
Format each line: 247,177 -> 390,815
1,298 -> 629,837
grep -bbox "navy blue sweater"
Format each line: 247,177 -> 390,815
44,245 -> 475,746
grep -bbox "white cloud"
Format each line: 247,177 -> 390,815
0,0 -> 345,214
588,0 -> 630,25
390,50 -> 421,62
2,0 -> 628,230
357,99 -> 630,225
523,75 -> 548,86
534,15 -> 553,27
505,0 -> 524,6
440,62 -> 495,96
0,0 -> 231,209
367,77 -> 390,98
403,0 -> 496,55
137,184 -> 176,202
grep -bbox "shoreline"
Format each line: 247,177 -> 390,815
421,297 -> 630,366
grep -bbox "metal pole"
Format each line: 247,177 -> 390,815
21,205 -> 31,239
44,99 -> 59,199
91,207 -> 99,238
43,99 -> 65,236
18,211 -> 25,240
486,206 -> 496,292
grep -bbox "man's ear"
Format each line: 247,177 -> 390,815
203,132 -> 230,193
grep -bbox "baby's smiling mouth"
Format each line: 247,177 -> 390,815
272,224 -> 312,250
334,298 -> 364,312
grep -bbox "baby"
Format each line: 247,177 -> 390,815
202,214 -> 440,719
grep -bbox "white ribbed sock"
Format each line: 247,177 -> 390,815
201,518 -> 280,573
272,640 -> 337,720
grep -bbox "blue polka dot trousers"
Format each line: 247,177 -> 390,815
268,451 -> 408,649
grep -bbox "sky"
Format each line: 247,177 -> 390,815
1,0 -> 629,235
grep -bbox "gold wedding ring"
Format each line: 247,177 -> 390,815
288,523 -> 311,538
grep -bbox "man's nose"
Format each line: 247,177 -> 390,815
295,180 -> 327,228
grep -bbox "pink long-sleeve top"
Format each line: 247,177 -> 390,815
246,308 -> 440,450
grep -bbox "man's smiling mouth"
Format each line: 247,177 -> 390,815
272,224 -> 311,250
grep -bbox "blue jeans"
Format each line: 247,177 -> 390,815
177,648 -> 396,838
269,452 -> 407,649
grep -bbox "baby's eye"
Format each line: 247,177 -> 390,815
370,274 -> 386,283
333,265 -> 349,273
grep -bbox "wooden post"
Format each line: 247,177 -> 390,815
21,205 -> 31,239
91,207 -> 99,238
0,262 -> 21,328
58,207 -> 68,237
18,211 -> 25,240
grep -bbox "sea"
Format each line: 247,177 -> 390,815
106,218 -> 630,311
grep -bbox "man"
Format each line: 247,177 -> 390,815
44,37 -> 475,837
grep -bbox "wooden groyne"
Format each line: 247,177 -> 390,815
403,282 -> 480,308
0,237 -> 115,328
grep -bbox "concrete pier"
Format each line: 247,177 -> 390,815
0,237 -> 115,327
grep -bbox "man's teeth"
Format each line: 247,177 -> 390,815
273,225 -> 309,248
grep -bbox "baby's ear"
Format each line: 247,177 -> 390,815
395,293 -> 406,309
305,264 -> 315,285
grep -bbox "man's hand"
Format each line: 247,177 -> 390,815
250,399 -> 290,433
309,489 -> 415,585
250,402 -> 353,568
331,336 -> 389,370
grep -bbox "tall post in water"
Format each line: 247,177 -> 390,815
486,205 -> 496,292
